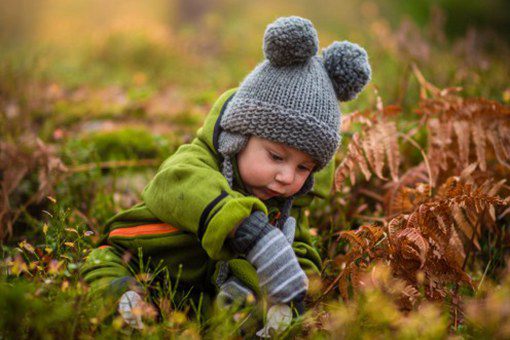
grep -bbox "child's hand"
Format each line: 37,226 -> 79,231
229,211 -> 308,304
118,290 -> 146,330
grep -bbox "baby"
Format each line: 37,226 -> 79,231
82,16 -> 371,330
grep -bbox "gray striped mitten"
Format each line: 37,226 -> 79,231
230,211 -> 308,304
217,277 -> 256,309
280,216 -> 296,244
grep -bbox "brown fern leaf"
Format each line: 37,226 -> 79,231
335,224 -> 390,301
0,139 -> 67,240
335,152 -> 357,190
446,229 -> 466,268
471,119 -> 487,171
362,126 -> 386,180
427,118 -> 453,183
335,132 -> 374,190
378,121 -> 400,181
405,210 -> 421,230
395,228 -> 429,269
400,284 -> 421,310
388,184 -> 430,216
487,128 -> 510,169
498,124 -> 510,158
437,176 -> 469,199
432,206 -> 449,235
451,204 -> 478,249
417,203 -> 449,252
350,262 -> 362,292
351,134 -> 372,181
338,267 -> 351,301
383,163 -> 430,216
337,230 -> 366,250
453,120 -> 470,169
387,215 -> 407,243
423,95 -> 510,179
487,179 -> 506,197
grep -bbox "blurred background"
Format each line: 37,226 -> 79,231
0,0 -> 509,239
1,0 -> 509,102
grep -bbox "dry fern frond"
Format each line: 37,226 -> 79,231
336,76 -> 509,193
336,113 -> 402,190
335,225 -> 388,301
0,139 -> 67,240
333,69 -> 509,315
336,172 -> 507,306
420,95 -> 510,183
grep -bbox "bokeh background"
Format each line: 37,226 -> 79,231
2,0 -> 509,219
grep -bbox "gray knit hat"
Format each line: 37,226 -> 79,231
218,16 -> 371,193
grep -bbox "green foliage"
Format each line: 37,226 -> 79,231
66,127 -> 173,163
0,280 -> 81,339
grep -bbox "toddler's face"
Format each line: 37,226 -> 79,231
236,136 -> 316,200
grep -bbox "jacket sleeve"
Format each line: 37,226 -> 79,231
290,159 -> 335,275
141,139 -> 268,261
81,246 -> 135,299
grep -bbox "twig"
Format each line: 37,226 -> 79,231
357,188 -> 385,202
352,214 -> 387,223
319,272 -> 344,303
411,63 -> 441,97
476,259 -> 492,293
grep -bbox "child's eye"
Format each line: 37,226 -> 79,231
298,164 -> 312,172
269,152 -> 283,161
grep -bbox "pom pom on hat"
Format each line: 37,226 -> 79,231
323,41 -> 371,102
263,16 -> 319,66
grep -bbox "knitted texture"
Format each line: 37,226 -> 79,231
230,211 -> 308,303
263,16 -> 318,66
323,41 -> 372,102
228,211 -> 273,254
220,16 -> 371,170
217,131 -> 249,187
246,228 -> 308,303
217,277 -> 256,308
281,215 -> 296,244
221,56 -> 340,170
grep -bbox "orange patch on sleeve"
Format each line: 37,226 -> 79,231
108,223 -> 179,238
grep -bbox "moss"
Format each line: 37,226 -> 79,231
67,127 -> 174,163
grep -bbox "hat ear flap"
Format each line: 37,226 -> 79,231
322,41 -> 371,102
218,131 -> 248,157
218,131 -> 249,187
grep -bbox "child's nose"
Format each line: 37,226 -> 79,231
275,165 -> 295,185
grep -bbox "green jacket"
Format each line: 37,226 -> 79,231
82,88 -> 334,301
